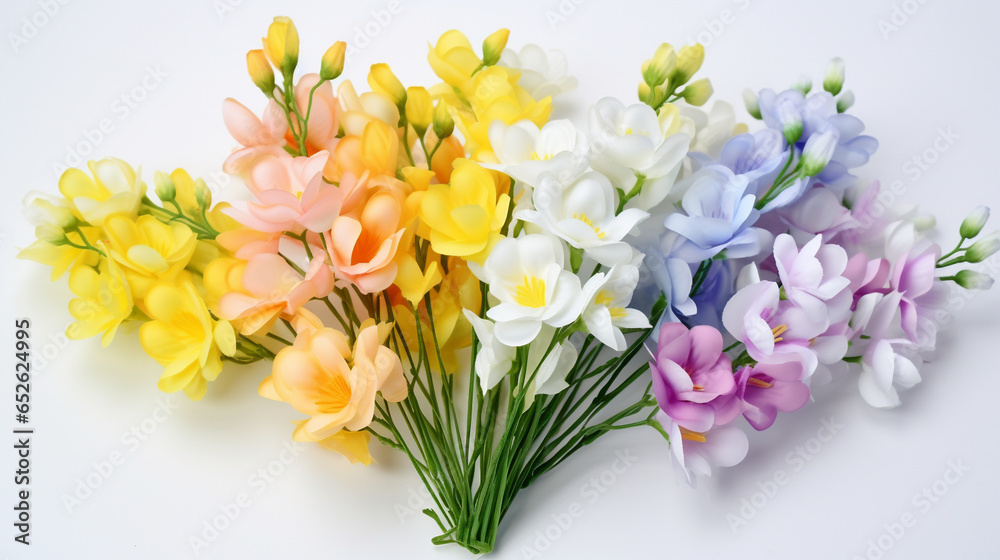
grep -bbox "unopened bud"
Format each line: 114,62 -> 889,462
960,205 -> 990,239
823,57 -> 845,96
743,88 -> 761,119
432,101 -> 454,139
246,49 -> 275,95
320,41 -> 346,81
482,29 -> 510,66
680,78 -> 713,106
669,43 -> 704,85
966,233 -> 1000,263
154,171 -> 176,202
836,90 -> 855,113
195,178 -> 212,209
954,269 -> 994,290
801,128 -> 840,176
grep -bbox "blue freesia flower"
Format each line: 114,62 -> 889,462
757,88 -> 878,190
664,164 -> 773,262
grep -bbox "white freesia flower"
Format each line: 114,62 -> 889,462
23,191 -> 77,229
463,312 -> 577,399
486,119 -> 589,187
580,263 -> 650,350
516,172 -> 648,266
464,310 -> 517,393
679,100 -> 744,159
658,411 -> 749,486
588,98 -> 692,211
479,234 -> 584,347
499,44 -> 578,100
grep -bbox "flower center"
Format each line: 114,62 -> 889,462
573,212 -> 606,239
513,275 -> 547,308
352,228 -> 383,265
530,151 -> 553,161
679,427 -> 707,443
747,377 -> 773,389
316,374 -> 352,413
771,324 -> 788,343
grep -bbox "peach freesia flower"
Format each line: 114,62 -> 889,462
221,97 -> 288,175
224,151 -> 342,234
259,322 -> 407,463
326,190 -> 405,294
218,253 -> 335,335
284,73 -> 340,157
330,120 -> 400,183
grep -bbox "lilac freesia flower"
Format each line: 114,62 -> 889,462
735,363 -> 811,431
657,411 -> 749,486
721,278 -> 823,380
773,233 -> 851,316
776,186 -> 859,244
651,322 -> 737,432
884,221 -> 944,342
757,88 -> 878,190
664,165 -> 773,262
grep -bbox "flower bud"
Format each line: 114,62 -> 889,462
36,224 -> 68,245
368,63 -> 406,108
823,57 -> 845,96
638,80 -> 653,104
643,43 -> 675,87
432,101 -> 454,139
669,43 -> 704,85
776,99 -> 803,144
320,41 -> 347,81
743,88 -> 761,119
405,86 -> 433,136
23,194 -> 77,230
154,171 -> 176,202
246,49 -> 275,95
195,178 -> 212,209
801,128 -> 840,176
965,233 -> 1000,263
836,90 -> 855,113
954,269 -> 994,290
263,16 -> 298,74
482,29 -> 510,67
960,205 -> 990,239
792,75 -> 812,95
680,78 -> 713,106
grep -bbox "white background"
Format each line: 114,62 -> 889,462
2,0 -> 999,559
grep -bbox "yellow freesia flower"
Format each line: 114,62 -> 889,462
292,422 -> 373,465
66,251 -> 133,347
139,280 -> 237,400
419,159 -> 510,264
262,16 -> 298,73
103,214 -> 198,303
17,226 -> 101,280
428,30 -> 482,87
460,65 -> 552,160
165,169 -> 239,233
393,259 -> 481,374
58,158 -> 146,226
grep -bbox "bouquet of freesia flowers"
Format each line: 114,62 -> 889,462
19,16 -> 998,554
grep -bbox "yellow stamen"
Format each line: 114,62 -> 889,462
513,275 -> 546,308
573,212 -> 606,239
679,427 -> 707,443
692,385 -> 705,391
747,377 -> 773,389
771,324 -> 788,343
530,151 -> 554,161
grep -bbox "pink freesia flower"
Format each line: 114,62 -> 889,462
657,411 -> 748,486
735,363 -> 810,431
325,191 -> 405,294
219,253 -> 335,335
651,322 -> 737,432
843,253 -> 891,302
225,151 -> 342,234
222,98 -> 288,175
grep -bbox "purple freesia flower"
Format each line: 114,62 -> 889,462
651,322 -> 736,432
735,363 -> 811,431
